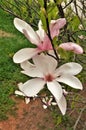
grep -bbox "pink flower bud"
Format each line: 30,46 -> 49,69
59,42 -> 83,54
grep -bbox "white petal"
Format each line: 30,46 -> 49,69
25,97 -> 30,104
33,54 -> 57,75
55,95 -> 67,115
15,90 -> 25,96
36,29 -> 45,41
56,74 -> 83,90
20,61 -> 43,77
51,102 -> 57,106
14,18 -> 40,45
47,81 -> 63,101
38,20 -> 43,30
13,48 -> 39,63
19,78 -> 45,97
21,61 -> 35,70
43,105 -> 47,109
55,62 -> 82,76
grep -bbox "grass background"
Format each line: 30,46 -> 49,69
0,9 -> 30,120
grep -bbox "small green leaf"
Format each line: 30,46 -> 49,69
38,0 -> 44,7
40,8 -> 47,32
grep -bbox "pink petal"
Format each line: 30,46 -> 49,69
38,34 -> 52,51
50,18 -> 66,38
59,42 -> 83,54
13,48 -> 39,63
14,18 -> 40,45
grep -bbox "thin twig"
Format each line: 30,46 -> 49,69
73,105 -> 86,130
73,0 -> 85,29
0,5 -> 20,18
46,52 -> 57,60
54,0 -> 65,18
63,0 -> 75,9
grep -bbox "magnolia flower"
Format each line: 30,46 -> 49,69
59,42 -> 83,54
13,18 -> 66,63
15,54 -> 83,114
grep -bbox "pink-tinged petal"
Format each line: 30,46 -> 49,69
14,18 -> 40,45
56,74 -> 83,90
37,26 -> 52,51
38,20 -> 53,50
50,18 -> 66,38
37,34 -> 52,51
20,61 -> 43,77
19,78 -> 45,97
59,42 -> 83,54
13,48 -> 39,63
33,54 -> 57,74
55,62 -> 82,76
47,81 -> 63,101
55,95 -> 67,115
43,35 -> 53,50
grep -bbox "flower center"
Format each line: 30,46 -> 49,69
44,74 -> 54,82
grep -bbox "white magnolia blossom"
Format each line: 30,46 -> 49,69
15,54 -> 83,115
13,18 -> 66,63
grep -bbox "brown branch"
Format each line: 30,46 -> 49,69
54,0 -> 65,18
44,0 -> 59,62
73,0 -> 85,29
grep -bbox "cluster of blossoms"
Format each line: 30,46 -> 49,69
13,18 -> 83,115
